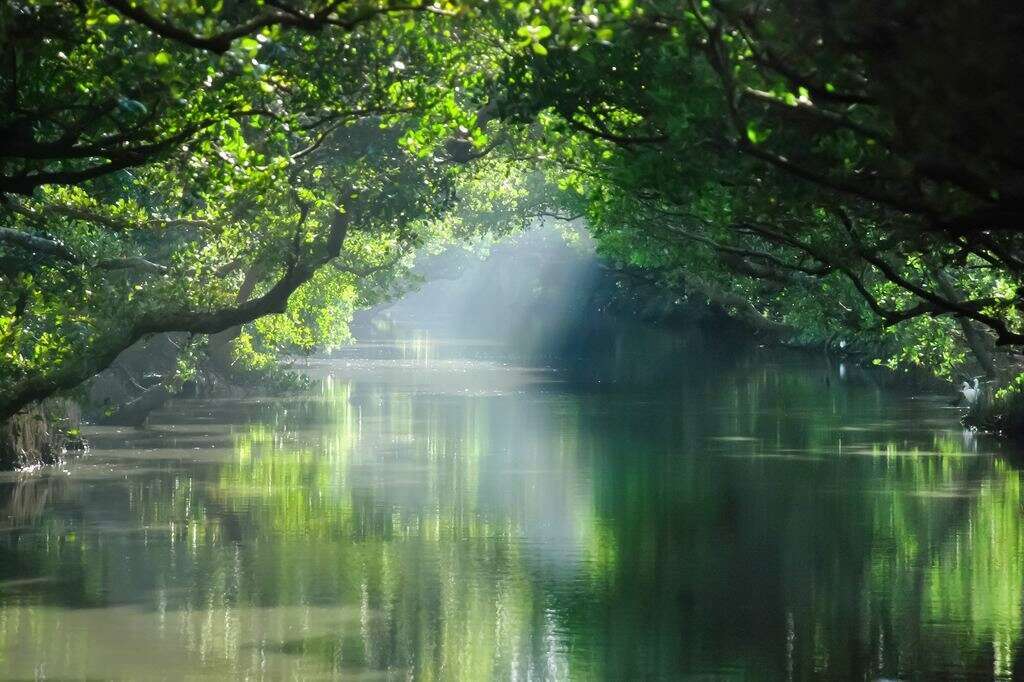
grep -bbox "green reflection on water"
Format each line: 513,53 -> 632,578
0,338 -> 1023,679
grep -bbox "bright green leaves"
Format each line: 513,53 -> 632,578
495,0 -> 1023,392
2,0 -> 521,410
745,120 -> 769,144
517,23 -> 553,54
5,0 -> 1017,418
238,37 -> 261,52
250,268 -> 360,360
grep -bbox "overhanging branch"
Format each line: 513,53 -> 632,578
0,210 -> 350,421
0,226 -> 168,273
102,0 -> 453,55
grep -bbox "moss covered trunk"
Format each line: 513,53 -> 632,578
0,401 -> 80,470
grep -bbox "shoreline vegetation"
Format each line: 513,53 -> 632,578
0,302 -> 983,471
3,0 -> 1023,465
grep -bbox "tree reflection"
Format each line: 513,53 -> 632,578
0,344 -> 1022,679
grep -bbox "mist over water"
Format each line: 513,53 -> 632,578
1,228 -> 1022,679
360,225 -> 607,351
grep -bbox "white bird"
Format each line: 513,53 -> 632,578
961,378 -> 980,405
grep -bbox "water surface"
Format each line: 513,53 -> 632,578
1,328 -> 1022,679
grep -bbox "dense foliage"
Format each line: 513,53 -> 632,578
0,0 -> 518,422
2,0 -> 1023,437
498,0 -> 1023,386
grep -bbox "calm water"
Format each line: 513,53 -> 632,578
1,327 -> 1022,680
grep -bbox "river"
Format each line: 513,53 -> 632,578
0,323 -> 1021,679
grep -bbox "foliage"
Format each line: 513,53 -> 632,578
495,0 -> 1023,388
976,374 -> 1024,436
2,0 -> 1023,431
0,0 -> 530,420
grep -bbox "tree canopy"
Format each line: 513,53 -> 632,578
501,0 -> 1023,380
2,0 -> 1023,429
1,0 -> 517,420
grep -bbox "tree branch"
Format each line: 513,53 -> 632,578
741,87 -> 888,142
102,0 -> 451,55
0,226 -> 168,273
0,210 -> 350,421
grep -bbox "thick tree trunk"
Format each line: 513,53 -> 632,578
958,318 -> 999,379
0,401 -> 81,469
